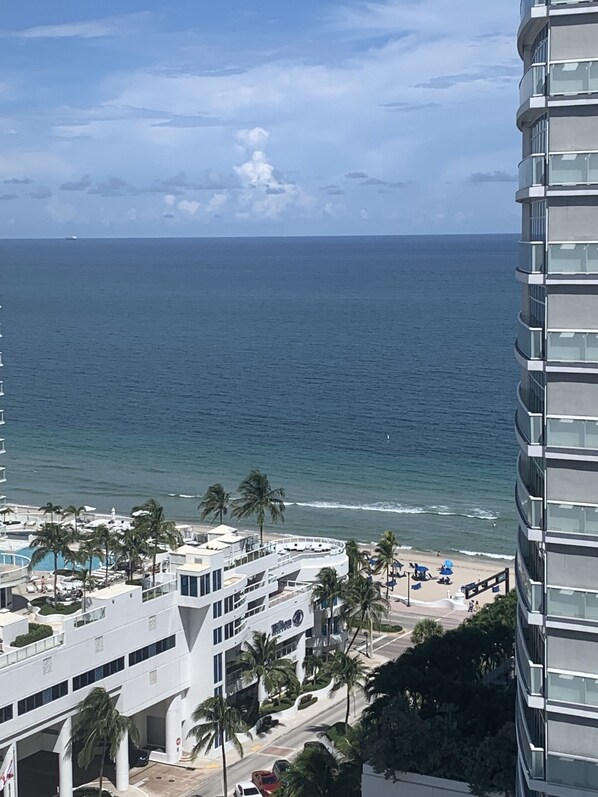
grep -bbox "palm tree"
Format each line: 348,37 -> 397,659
38,502 -> 63,524
345,539 -> 367,577
373,530 -> 398,600
303,652 -> 325,686
29,523 -> 75,601
412,618 -> 444,646
117,524 -> 150,580
231,469 -> 285,546
240,631 -> 297,715
312,567 -> 344,660
70,687 -> 139,797
329,650 -> 368,727
343,575 -> 389,654
93,525 -> 118,588
280,746 -> 338,797
0,506 -> 15,523
133,499 -> 183,586
77,537 -> 104,606
63,504 -> 86,538
187,695 -> 250,797
198,483 -> 230,526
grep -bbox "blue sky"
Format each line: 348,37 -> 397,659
0,1 -> 521,237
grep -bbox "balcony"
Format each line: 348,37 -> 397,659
0,553 -> 30,587
519,154 -> 546,190
547,242 -> 598,274
550,60 -> 598,96
547,753 -> 598,789
548,670 -> 598,707
141,578 -> 177,602
547,501 -> 598,536
520,0 -> 598,19
519,64 -> 546,106
548,331 -> 598,363
519,242 -> 545,274
546,416 -> 598,450
0,468 -> 5,485
517,478 -> 544,530
516,703 -> 545,780
0,410 -> 4,425
517,554 -> 544,614
547,586 -> 598,621
517,623 -> 544,696
0,632 -> 64,670
550,152 -> 598,186
517,387 -> 543,446
0,381 -> 3,396
517,315 -> 544,360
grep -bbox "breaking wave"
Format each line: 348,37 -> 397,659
287,500 -> 498,521
456,549 -> 515,561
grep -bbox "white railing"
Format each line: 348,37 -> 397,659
72,606 -> 106,629
0,553 -> 30,586
142,578 -> 177,602
0,632 -> 64,670
244,580 -> 266,594
269,583 -> 312,607
245,605 -> 266,618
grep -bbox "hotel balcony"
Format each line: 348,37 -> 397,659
521,0 -> 598,22
547,242 -> 598,275
516,314 -> 544,364
516,701 -> 545,781
0,553 -> 30,589
548,670 -> 598,709
547,753 -> 598,789
547,585 -> 598,623
546,501 -> 598,539
518,154 -> 546,192
516,458 -> 544,537
546,416 -> 598,452
517,554 -> 544,619
0,380 -> 3,397
517,621 -> 545,702
519,241 -> 545,275
547,331 -> 598,365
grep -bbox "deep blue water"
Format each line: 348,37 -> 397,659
0,235 -> 519,556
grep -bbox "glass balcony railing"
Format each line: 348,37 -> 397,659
517,478 -> 544,529
548,331 -> 598,363
518,625 -> 544,695
550,152 -> 598,185
548,671 -> 598,707
521,0 -> 598,17
547,586 -> 598,621
547,753 -> 598,790
517,388 -> 543,445
517,315 -> 544,360
550,60 -> 598,96
519,241 -> 545,273
519,154 -> 546,190
548,242 -> 598,274
517,705 -> 545,780
547,502 -> 598,536
520,64 -> 546,106
517,554 -> 544,613
547,417 -> 598,450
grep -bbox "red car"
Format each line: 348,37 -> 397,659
251,770 -> 280,795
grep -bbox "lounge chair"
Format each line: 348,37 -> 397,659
25,583 -> 36,594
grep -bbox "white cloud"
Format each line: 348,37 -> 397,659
235,127 -> 270,150
163,194 -> 176,206
45,200 -> 76,224
12,13 -> 150,40
177,199 -> 200,216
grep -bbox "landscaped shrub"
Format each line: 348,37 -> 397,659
13,623 -> 53,648
38,601 -> 81,616
298,694 -> 317,710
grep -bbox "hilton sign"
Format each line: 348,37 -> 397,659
271,609 -> 304,636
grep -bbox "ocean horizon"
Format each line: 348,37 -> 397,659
1,234 -> 519,558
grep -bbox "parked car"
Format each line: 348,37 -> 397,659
255,714 -> 278,733
251,770 -> 280,795
129,744 -> 150,767
234,782 -> 261,797
303,740 -> 328,754
272,759 -> 290,780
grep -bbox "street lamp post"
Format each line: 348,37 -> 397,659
407,571 -> 411,607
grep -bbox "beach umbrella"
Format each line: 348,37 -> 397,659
415,565 -> 428,573
440,567 -> 453,576
444,559 -> 454,569
393,560 -> 403,569
83,506 -> 96,512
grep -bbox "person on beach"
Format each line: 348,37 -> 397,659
468,599 -> 474,613
40,576 -> 47,593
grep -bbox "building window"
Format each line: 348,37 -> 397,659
530,115 -> 547,155
305,628 -> 313,639
214,685 -> 223,697
213,653 -> 223,684
224,596 -> 234,613
200,574 -> 211,597
213,627 -> 223,645
531,26 -> 547,65
529,200 -> 546,241
18,682 -> 68,716
73,658 -> 125,691
0,704 -> 13,724
129,635 -> 176,667
224,621 -> 235,640
213,600 -> 222,619
212,569 -> 222,591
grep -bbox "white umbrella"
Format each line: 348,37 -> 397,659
83,506 -> 96,512
131,509 -> 149,517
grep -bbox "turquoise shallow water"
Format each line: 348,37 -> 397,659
0,235 -> 518,557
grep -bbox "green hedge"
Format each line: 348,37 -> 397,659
260,696 -> 296,715
38,601 -> 81,616
13,623 -> 53,648
298,694 -> 318,710
301,675 -> 331,694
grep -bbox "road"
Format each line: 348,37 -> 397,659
183,691 -> 369,797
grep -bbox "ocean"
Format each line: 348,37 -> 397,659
0,235 -> 519,558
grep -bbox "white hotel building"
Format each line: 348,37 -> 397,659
0,527 -> 348,796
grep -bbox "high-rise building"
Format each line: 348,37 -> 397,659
516,2 -> 598,795
0,301 -> 4,502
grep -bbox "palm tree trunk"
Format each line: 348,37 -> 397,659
105,542 -> 109,587
221,736 -> 228,797
345,687 -> 351,727
259,523 -> 263,547
99,737 -> 107,796
327,612 -> 332,660
386,563 -> 390,600
152,541 -> 157,586
346,624 -> 361,654
53,552 -> 58,605
369,618 -> 373,658
219,508 -> 223,525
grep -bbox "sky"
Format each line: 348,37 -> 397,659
0,1 -> 522,237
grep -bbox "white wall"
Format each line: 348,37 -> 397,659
361,767 -> 482,797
